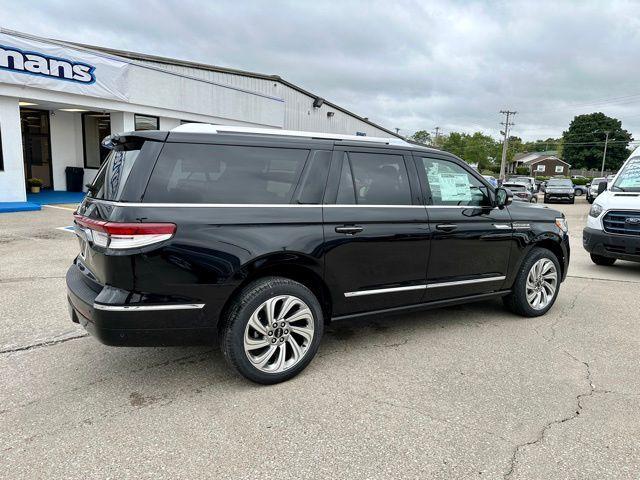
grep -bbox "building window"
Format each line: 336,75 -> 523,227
135,114 -> 159,131
82,113 -> 111,169
555,165 -> 564,174
0,123 -> 4,171
536,164 -> 545,172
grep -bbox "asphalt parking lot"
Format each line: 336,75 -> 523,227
1,197 -> 639,479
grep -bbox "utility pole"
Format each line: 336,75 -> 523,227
600,131 -> 610,176
499,110 -> 517,181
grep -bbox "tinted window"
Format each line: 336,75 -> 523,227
295,150 -> 331,204
419,157 -> 490,207
504,184 -> 526,191
336,153 -> 355,204
88,148 -> 140,200
145,144 -> 309,204
338,152 -> 411,205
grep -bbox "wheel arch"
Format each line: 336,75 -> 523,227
219,253 -> 332,327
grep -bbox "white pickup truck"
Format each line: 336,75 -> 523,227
583,146 -> 640,265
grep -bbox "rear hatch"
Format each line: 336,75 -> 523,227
74,133 -> 167,289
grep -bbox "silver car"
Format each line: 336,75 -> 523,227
503,182 -> 537,203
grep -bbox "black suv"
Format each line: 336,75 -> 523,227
67,125 -> 570,384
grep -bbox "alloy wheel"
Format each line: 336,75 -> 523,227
243,295 -> 315,373
525,258 -> 558,310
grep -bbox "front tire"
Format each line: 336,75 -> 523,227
503,247 -> 561,317
590,254 -> 616,266
219,277 -> 324,384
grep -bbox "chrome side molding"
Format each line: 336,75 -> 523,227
93,303 -> 205,311
344,276 -> 506,297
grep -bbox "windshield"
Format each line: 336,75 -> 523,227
504,184 -> 526,191
591,178 -> 605,185
547,179 -> 572,187
612,157 -> 640,192
510,177 -> 530,184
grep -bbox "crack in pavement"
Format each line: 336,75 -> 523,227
0,333 -> 88,355
503,350 -> 595,479
538,282 -> 590,342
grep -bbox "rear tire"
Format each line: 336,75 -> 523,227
219,277 -> 324,384
590,254 -> 616,266
503,247 -> 561,317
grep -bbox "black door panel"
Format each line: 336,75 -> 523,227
414,155 -> 515,301
323,149 -> 430,316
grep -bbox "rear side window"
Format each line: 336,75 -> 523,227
336,152 -> 411,205
88,148 -> 140,201
144,144 -> 309,204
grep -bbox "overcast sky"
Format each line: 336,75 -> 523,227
2,0 -> 639,142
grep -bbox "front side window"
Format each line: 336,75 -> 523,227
335,152 -> 411,205
82,112 -> 111,169
135,114 -> 159,131
144,144 -> 309,204
419,157 -> 490,207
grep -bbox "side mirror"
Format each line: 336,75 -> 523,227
597,182 -> 608,195
496,187 -> 513,209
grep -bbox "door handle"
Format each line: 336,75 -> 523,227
435,224 -> 458,232
335,225 -> 364,235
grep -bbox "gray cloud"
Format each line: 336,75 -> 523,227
2,0 -> 639,141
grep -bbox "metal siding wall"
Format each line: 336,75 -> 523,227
138,60 -> 394,137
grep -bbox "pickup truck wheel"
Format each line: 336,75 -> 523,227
219,277 -> 324,384
590,254 -> 616,266
503,248 -> 561,317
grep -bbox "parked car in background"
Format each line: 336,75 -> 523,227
66,125 -> 570,384
503,182 -> 537,203
544,178 -> 575,204
584,147 -> 640,266
507,176 -> 537,193
573,184 -> 588,196
483,175 -> 498,187
586,177 -> 606,204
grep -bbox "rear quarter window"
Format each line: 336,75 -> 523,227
144,144 -> 310,204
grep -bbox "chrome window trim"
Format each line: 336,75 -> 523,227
344,275 -> 506,297
93,303 -> 205,311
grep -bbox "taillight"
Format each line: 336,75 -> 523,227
74,215 -> 176,249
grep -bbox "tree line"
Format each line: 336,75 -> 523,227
410,112 -> 634,172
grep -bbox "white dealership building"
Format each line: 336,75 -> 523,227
0,29 -> 398,203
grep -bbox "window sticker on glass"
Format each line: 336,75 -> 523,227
437,173 -> 472,201
617,157 -> 640,189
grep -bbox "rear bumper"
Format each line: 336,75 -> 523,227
66,262 -> 214,346
583,227 -> 640,262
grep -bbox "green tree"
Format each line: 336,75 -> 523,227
410,130 -> 431,145
440,132 -> 501,170
562,113 -> 632,170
